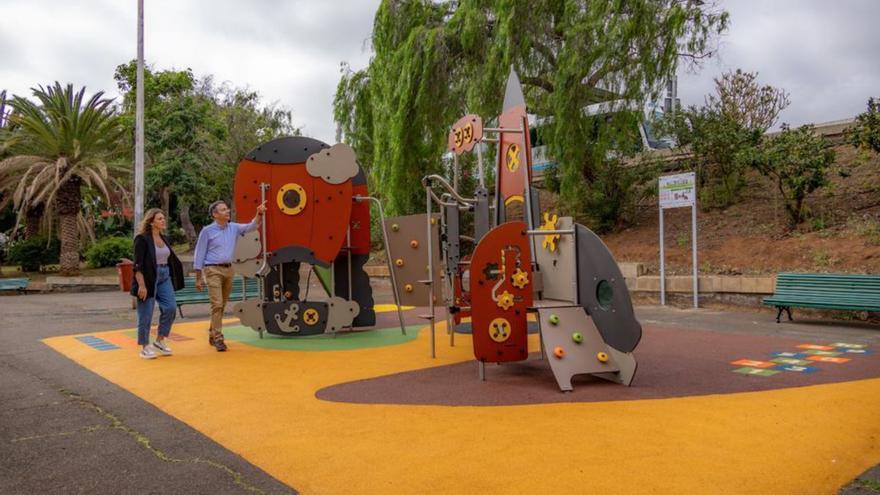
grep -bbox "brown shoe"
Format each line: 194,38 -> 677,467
213,334 -> 227,352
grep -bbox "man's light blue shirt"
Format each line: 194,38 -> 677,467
193,219 -> 258,270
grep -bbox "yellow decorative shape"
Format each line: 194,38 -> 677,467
276,183 -> 307,216
505,143 -> 520,172
540,212 -> 560,252
496,290 -> 515,310
511,268 -> 529,289
488,317 -> 511,343
597,352 -> 609,363
504,195 -> 524,206
303,308 -> 319,326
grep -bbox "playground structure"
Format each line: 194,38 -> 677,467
226,70 -> 641,391
385,70 -> 643,391
229,136 -> 406,338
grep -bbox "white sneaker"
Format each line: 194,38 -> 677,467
140,346 -> 157,359
152,340 -> 173,356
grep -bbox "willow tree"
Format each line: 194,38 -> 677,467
335,0 -> 728,220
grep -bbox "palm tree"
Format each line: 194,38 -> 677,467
0,83 -> 128,274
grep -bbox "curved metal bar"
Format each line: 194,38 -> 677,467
421,174 -> 477,205
352,195 -> 407,336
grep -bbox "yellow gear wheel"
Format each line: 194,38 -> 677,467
488,317 -> 511,343
277,183 -> 307,216
511,268 -> 529,289
303,308 -> 319,325
540,212 -> 560,252
496,290 -> 515,310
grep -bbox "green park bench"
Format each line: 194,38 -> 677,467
762,272 -> 880,323
0,278 -> 30,294
176,275 -> 260,318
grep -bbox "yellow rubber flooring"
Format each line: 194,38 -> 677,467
44,318 -> 880,495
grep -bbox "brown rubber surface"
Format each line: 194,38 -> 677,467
316,323 -> 880,406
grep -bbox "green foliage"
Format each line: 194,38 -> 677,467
7,235 -> 60,272
744,125 -> 835,228
0,83 -> 127,273
705,69 -> 790,132
657,69 -> 790,209
84,236 -> 133,268
849,97 -> 880,154
114,61 -> 297,242
335,0 -> 728,218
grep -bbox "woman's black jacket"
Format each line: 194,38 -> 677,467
130,233 -> 185,298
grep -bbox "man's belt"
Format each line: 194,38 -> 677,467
205,263 -> 232,267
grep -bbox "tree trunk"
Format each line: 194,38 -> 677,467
160,187 -> 170,216
25,203 -> 44,239
179,203 -> 197,249
56,177 -> 82,275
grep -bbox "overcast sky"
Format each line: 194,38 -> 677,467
1,0 -> 877,142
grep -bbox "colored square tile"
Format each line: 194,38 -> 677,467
732,367 -> 781,377
806,356 -> 851,364
801,350 -> 843,357
770,357 -> 812,366
797,344 -> 834,351
840,348 -> 874,355
831,343 -> 867,349
771,351 -> 808,359
773,365 -> 820,373
731,359 -> 777,368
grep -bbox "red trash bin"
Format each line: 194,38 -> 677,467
117,258 -> 134,292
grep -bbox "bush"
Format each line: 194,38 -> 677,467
743,124 -> 835,228
85,236 -> 133,268
7,236 -> 60,272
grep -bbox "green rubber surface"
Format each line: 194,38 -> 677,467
223,324 -> 424,351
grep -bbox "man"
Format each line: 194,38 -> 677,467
194,200 -> 266,351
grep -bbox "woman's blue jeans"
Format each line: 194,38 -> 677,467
136,265 -> 176,345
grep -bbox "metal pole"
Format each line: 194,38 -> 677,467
476,144 -> 485,188
692,203 -> 698,309
426,186 -> 436,359
659,207 -> 665,306
134,0 -> 145,230
353,196 -> 406,336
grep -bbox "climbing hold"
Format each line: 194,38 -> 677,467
430,218 -> 437,225
596,352 -> 609,363
391,223 -> 400,232
404,284 -> 413,293
410,240 -> 419,249
572,332 -> 583,344
496,290 -> 515,310
553,346 -> 565,359
549,314 -> 560,325
488,317 -> 511,343
395,258 -> 404,267
511,268 -> 529,289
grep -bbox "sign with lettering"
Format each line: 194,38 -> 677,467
659,172 -> 696,209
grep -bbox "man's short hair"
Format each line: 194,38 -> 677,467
208,200 -> 227,217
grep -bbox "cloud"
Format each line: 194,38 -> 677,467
678,0 -> 880,128
1,0 -> 876,142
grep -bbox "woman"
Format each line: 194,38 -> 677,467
131,208 -> 185,359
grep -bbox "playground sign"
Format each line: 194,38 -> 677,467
659,172 -> 696,208
658,172 -> 698,308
